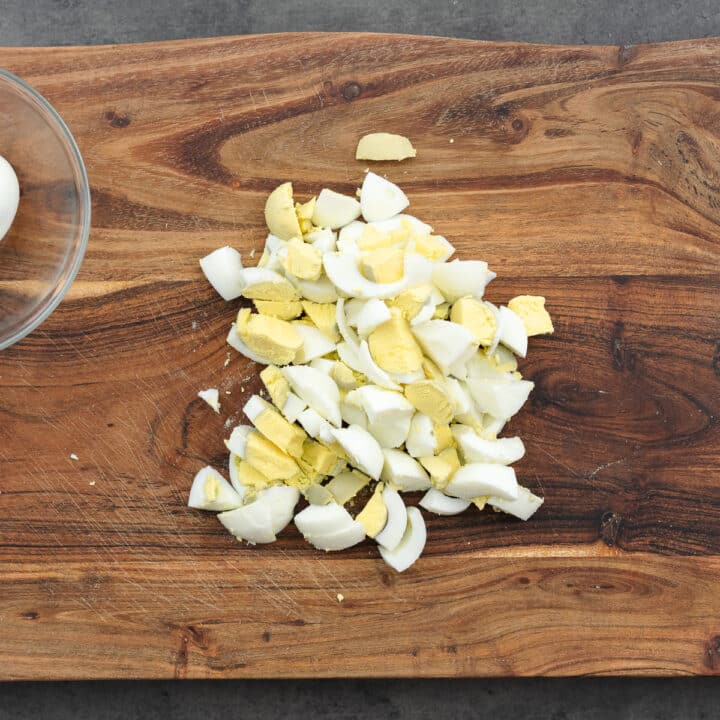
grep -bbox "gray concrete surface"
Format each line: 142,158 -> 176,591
2,1 -> 720,718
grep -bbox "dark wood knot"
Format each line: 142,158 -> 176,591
600,511 -> 622,546
104,110 -> 130,128
342,82 -> 361,101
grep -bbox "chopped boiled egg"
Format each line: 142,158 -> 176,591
264,182 -> 302,240
254,299 -> 304,320
188,466 -> 243,511
432,260 -> 495,303
378,506 -> 426,573
330,424 -> 384,480
283,238 -> 323,281
197,388 -> 220,413
419,487 -> 470,515
312,188 -> 362,229
356,482 -> 388,537
236,309 -> 303,365
355,133 -> 417,161
507,295 -> 554,337
380,448 -> 431,491
283,365 -> 342,426
445,463 -> 519,501
199,246 -> 245,301
360,172 -> 409,222
193,146 -> 554,572
374,485 -> 408,550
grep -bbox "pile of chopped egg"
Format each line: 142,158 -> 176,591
190,134 -> 554,573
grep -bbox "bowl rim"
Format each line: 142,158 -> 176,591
0,68 -> 91,351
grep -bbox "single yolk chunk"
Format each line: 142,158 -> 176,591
367,314 -> 423,375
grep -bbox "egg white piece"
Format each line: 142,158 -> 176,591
465,352 -> 514,381
225,425 -> 254,458
354,385 -> 414,448
445,463 -> 519,501
258,485 -> 301,534
226,323 -> 275,365
283,365 -> 342,426
281,392 -> 307,423
336,298 -> 361,350
419,487 -> 470,515
405,413 -> 436,458
378,506 -> 426,572
309,357 -> 336,374
465,378 -> 534,421
306,228 -> 337,253
451,425 -> 526,465
290,274 -> 339,303
330,424 -> 384,480
292,323 -> 337,363
381,448 -> 431,491
481,415 -> 507,440
374,485 -> 408,550
294,502 -> 366,551
354,298 -> 391,337
199,246 -> 246,301
498,305 -> 528,358
188,466 -> 244,511
360,172 -> 409,222
197,388 -> 220,413
490,486 -> 544,521
312,188 -> 362,229
337,220 -> 366,254
412,320 -> 478,376
227,453 -> 246,497
340,391 -> 369,429
370,214 -> 433,236
218,501 -> 276,544
431,260 -> 495,303
297,407 -> 332,439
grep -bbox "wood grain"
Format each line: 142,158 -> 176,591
1,33 -> 720,678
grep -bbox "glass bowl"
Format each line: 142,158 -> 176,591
0,69 -> 90,350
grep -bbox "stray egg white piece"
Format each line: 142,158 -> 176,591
378,506 -> 426,572
197,388 -> 220,413
294,502 -> 366,551
218,501 -> 276,544
199,246 -> 245,301
490,486 -> 544,521
188,466 -> 243,511
360,171 -> 409,222
312,188 -> 362,229
445,463 -> 519,501
374,485 -> 407,550
282,365 -> 342,427
330,424 -> 385,480
419,488 -> 470,515
281,392 -> 307,423
0,155 -> 19,242
380,448 -> 431,491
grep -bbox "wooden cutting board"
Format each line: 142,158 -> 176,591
2,32 -> 720,679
